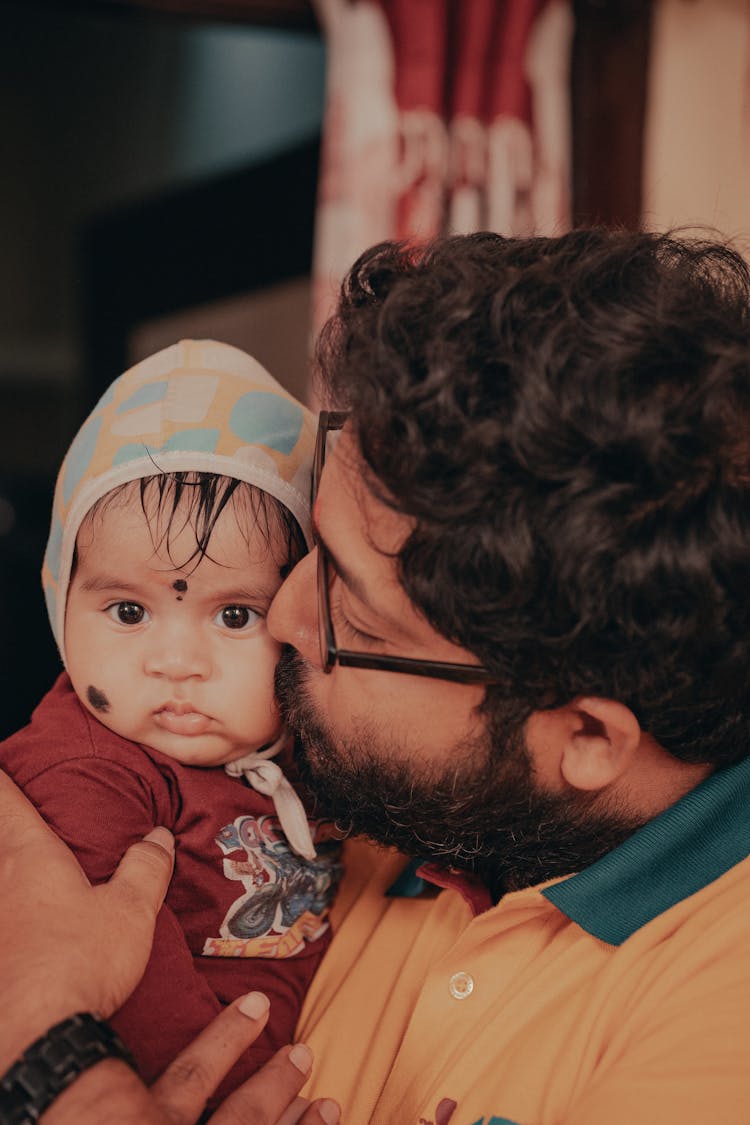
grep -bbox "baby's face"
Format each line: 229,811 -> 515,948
65,487 -> 286,766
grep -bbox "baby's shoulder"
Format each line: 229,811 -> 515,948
0,672 -> 154,786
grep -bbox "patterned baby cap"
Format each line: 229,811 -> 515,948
43,339 -> 315,665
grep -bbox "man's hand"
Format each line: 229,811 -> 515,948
46,994 -> 340,1125
0,768 -> 173,1067
152,994 -> 340,1124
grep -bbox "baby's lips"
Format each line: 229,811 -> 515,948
153,708 -> 212,736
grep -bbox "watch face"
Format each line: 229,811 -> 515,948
0,1013 -> 136,1124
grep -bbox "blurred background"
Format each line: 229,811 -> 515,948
2,0 -> 749,736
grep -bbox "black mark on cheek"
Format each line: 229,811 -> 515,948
87,685 -> 110,714
172,579 -> 188,593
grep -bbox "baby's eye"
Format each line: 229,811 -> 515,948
107,601 -> 148,626
216,605 -> 261,631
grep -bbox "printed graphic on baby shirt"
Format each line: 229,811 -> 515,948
202,813 -> 343,958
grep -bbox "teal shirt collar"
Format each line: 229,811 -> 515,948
543,753 -> 750,944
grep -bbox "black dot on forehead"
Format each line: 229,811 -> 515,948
172,579 -> 188,593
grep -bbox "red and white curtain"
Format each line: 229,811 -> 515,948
310,0 -> 574,341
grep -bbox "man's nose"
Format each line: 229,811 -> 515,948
144,622 -> 212,681
267,547 -> 322,668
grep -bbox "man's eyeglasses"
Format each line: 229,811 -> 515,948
312,411 -> 499,684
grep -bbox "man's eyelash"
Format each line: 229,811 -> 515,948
330,590 -> 380,646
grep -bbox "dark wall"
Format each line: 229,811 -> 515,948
0,2 -> 324,736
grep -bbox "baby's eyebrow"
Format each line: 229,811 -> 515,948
77,575 -> 140,594
211,585 -> 277,606
79,574 -> 276,603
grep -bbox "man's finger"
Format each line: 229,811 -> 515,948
278,1097 -> 341,1125
207,1042 -> 318,1125
296,1100 -> 341,1125
100,827 -> 175,921
276,1096 -> 312,1125
151,992 -> 271,1123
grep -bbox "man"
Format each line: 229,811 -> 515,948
2,229 -> 750,1124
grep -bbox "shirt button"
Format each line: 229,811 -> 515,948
449,971 -> 474,1000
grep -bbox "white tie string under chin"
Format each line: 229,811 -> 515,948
225,730 -> 317,861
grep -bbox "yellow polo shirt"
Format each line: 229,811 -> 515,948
297,756 -> 750,1124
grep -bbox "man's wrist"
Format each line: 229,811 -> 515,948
0,1013 -> 136,1125
0,980 -> 81,1073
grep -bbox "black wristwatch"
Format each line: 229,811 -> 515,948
0,1012 -> 137,1124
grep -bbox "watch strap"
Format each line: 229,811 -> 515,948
0,1012 -> 137,1124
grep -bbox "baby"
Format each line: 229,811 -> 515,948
0,340 -> 342,1101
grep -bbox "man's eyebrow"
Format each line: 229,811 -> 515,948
311,507 -> 370,602
325,540 -> 377,611
313,516 -> 398,626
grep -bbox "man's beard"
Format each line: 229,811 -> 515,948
276,650 -> 644,897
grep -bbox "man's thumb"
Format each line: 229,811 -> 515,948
105,827 -> 175,919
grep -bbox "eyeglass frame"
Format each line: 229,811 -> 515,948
312,410 -> 500,684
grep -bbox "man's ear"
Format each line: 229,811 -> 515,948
559,697 -> 642,792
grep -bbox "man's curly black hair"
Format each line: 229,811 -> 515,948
315,228 -> 750,767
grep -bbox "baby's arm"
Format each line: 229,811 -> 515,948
18,756 -> 278,1096
0,772 -> 333,1125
